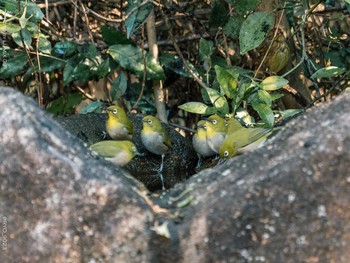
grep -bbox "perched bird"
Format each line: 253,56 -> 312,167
219,127 -> 273,159
141,115 -> 172,189
192,120 -> 216,167
226,118 -> 243,134
204,114 -> 227,154
90,140 -> 138,166
105,105 -> 133,140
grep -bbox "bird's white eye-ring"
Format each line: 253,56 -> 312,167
212,119 -> 217,125
147,119 -> 153,125
224,150 -> 229,157
112,109 -> 118,114
203,124 -> 207,129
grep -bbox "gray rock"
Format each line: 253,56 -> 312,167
1,87 -> 350,262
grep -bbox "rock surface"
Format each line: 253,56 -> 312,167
1,87 -> 350,262
55,113 -> 197,191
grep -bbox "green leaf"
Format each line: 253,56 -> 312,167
46,93 -> 84,115
110,72 -> 127,101
38,35 -> 52,54
257,90 -> 272,107
78,43 -> 97,59
261,75 -> 288,91
232,82 -> 248,112
270,92 -> 284,101
26,2 -> 44,22
80,101 -> 103,114
0,22 -> 21,34
108,44 -> 165,80
178,102 -> 216,115
0,53 -> 27,78
310,66 -> 346,79
279,109 -> 303,120
205,87 -> 229,114
223,16 -> 244,38
228,0 -> 261,14
125,1 -> 152,38
12,28 -> 32,48
209,0 -> 229,28
199,38 -> 213,61
100,26 -> 134,46
236,107 -> 254,125
97,58 -> 110,78
252,103 -> 274,128
239,12 -> 274,54
53,41 -> 77,57
215,65 -> 239,99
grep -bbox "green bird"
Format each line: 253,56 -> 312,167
90,140 -> 138,166
141,115 -> 172,190
204,114 -> 227,154
192,120 -> 216,167
219,127 -> 273,159
105,105 -> 133,140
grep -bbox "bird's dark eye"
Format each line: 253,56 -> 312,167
224,151 -> 229,157
203,124 -> 207,129
212,119 -> 217,125
112,109 -> 118,114
147,119 -> 152,125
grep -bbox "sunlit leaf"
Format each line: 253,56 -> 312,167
178,102 -> 216,115
12,28 -> 32,48
205,87 -> 229,114
311,66 -> 346,79
257,90 -> 272,107
215,65 -> 239,99
261,76 -> 288,91
279,109 -> 303,120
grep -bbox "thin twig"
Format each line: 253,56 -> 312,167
72,83 -> 96,100
133,25 -> 147,110
304,70 -> 350,109
35,24 -> 44,105
160,9 -> 210,90
254,5 -> 285,78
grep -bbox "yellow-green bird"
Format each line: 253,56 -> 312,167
141,115 -> 172,189
204,114 -> 227,154
192,120 -> 216,167
226,118 -> 243,134
219,127 -> 273,159
105,105 -> 133,140
90,140 -> 138,166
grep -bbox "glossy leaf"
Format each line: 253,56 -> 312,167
261,76 -> 288,90
0,53 -> 27,78
257,90 -> 272,107
97,58 -> 110,78
53,41 -> 77,57
0,22 -> 21,34
239,12 -> 274,54
178,102 -> 216,115
311,66 -> 346,79
125,1 -> 152,38
110,72 -> 127,101
215,65 -> 239,99
252,103 -> 274,128
12,28 -> 32,48
205,87 -> 229,114
38,35 -> 52,54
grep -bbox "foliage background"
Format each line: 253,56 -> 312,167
0,0 -> 349,132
